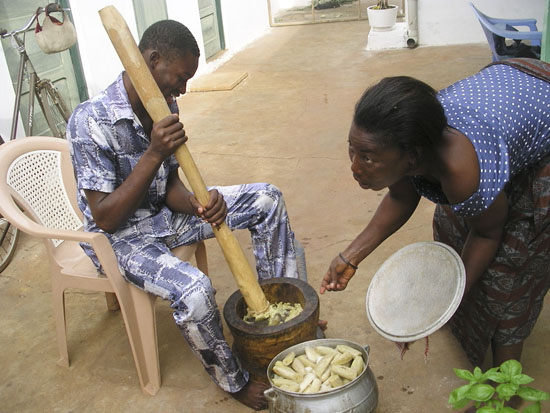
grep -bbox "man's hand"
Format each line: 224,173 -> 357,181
148,114 -> 188,161
189,189 -> 227,227
320,254 -> 357,294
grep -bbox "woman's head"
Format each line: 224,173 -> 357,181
353,76 -> 447,164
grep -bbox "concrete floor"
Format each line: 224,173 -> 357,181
1,20 -> 549,413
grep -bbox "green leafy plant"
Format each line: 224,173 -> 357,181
449,360 -> 549,412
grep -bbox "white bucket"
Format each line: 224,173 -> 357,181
366,5 -> 398,31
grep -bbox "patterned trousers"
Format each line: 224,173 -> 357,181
110,183 -> 299,392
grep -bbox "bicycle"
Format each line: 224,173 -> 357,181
0,3 -> 72,141
0,135 -> 19,272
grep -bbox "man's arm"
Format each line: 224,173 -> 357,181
86,114 -> 186,233
165,170 -> 228,227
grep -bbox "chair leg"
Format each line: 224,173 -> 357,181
104,292 -> 120,311
194,241 -> 208,275
116,286 -> 160,396
52,284 -> 70,368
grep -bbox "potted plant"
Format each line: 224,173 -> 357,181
448,359 -> 549,412
367,0 -> 398,31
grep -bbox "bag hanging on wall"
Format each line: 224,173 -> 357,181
34,5 -> 77,54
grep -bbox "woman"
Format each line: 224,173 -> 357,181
320,58 -> 550,370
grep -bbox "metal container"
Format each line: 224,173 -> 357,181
264,338 -> 378,413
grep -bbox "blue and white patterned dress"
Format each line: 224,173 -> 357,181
414,60 -> 550,366
413,64 -> 550,216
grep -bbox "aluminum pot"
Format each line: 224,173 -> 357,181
264,338 -> 379,413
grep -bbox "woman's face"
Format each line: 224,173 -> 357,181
348,122 -> 413,191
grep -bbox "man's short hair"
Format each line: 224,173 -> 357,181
139,20 -> 200,59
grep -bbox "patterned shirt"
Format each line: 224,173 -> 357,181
412,65 -> 550,217
66,72 -> 180,242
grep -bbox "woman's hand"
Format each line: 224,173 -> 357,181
189,189 -> 227,227
320,254 -> 357,294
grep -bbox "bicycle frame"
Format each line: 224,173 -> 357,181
1,4 -> 71,141
9,33 -> 39,141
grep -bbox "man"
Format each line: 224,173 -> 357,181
67,20 -> 303,410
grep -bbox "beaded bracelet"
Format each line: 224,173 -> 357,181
338,252 -> 358,270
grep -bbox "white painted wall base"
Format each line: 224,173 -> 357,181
366,22 -> 408,51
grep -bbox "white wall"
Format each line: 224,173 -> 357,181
221,0 -> 270,51
417,0 -> 547,46
69,0 -> 137,97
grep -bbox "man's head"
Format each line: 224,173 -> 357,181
138,20 -> 200,104
139,19 -> 200,60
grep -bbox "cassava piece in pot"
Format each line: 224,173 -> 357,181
270,343 -> 361,394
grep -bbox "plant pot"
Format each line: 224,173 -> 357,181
367,5 -> 398,31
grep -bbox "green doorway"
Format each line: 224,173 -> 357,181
198,0 -> 225,60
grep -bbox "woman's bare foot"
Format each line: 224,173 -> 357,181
230,380 -> 268,411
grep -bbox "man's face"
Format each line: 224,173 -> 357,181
150,51 -> 199,105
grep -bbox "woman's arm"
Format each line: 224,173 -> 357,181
320,177 -> 420,293
461,191 -> 508,294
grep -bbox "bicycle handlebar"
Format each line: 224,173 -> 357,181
0,4 -> 71,39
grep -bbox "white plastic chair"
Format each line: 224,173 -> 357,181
0,136 -> 208,395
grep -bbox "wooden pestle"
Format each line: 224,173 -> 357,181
98,5 -> 269,315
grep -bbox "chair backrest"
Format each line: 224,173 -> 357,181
470,3 -> 500,61
0,137 -> 83,248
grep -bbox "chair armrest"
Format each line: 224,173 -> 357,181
489,26 -> 542,43
487,16 -> 538,30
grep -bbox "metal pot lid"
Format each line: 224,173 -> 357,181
365,241 -> 465,342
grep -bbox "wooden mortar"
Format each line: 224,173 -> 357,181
223,278 -> 320,384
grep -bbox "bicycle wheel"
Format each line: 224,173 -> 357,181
37,80 -> 71,139
0,217 -> 19,272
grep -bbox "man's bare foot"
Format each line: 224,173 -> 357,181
230,379 -> 268,411
319,319 -> 328,331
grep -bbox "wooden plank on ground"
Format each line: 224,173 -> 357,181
189,72 -> 248,92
